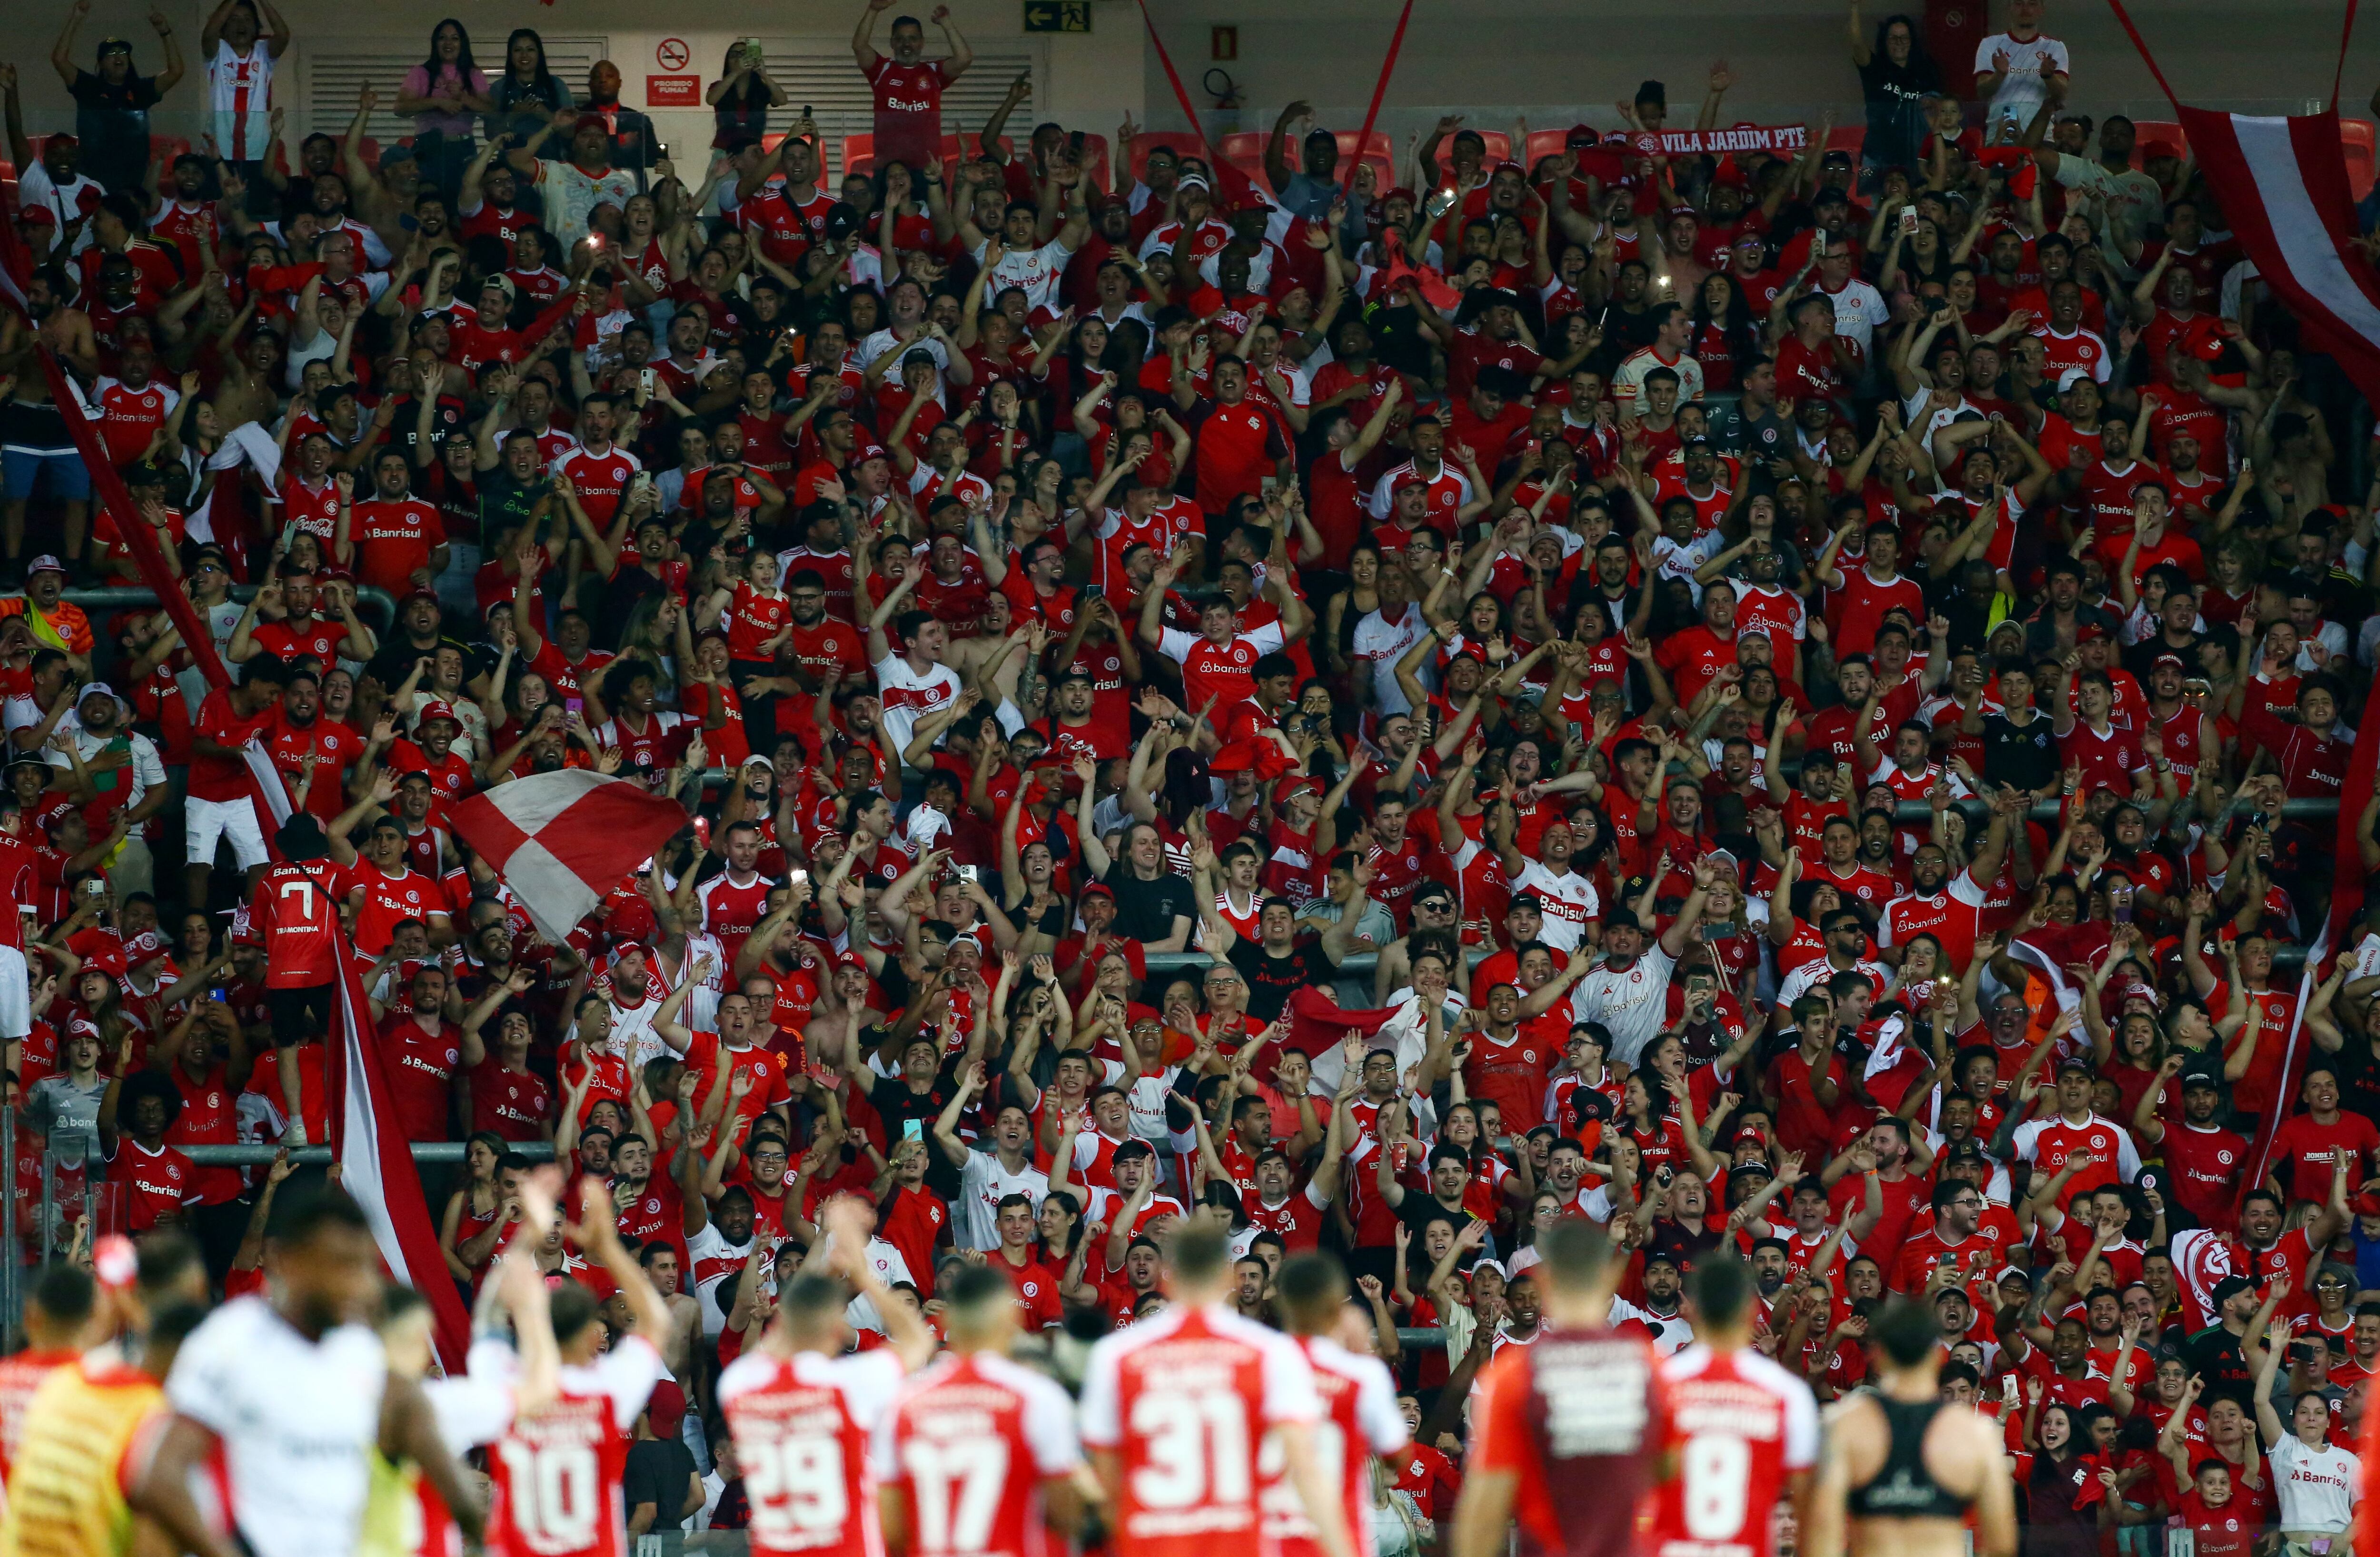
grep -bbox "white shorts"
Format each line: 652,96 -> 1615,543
187,794 -> 268,871
0,944 -> 28,1041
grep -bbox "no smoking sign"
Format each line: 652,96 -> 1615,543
655,37 -> 690,69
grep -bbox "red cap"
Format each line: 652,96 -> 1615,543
2358,1191 -> 2380,1218
2075,623 -> 2110,644
417,699 -> 460,728
125,930 -> 169,968
1080,881 -> 1117,902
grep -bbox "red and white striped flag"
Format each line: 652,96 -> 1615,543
242,746 -> 473,1371
2178,105 -> 2380,406
447,771 -> 695,945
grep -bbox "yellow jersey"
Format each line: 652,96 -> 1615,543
0,1359 -> 163,1557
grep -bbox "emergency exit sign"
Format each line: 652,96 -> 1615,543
1023,1 -> 1090,31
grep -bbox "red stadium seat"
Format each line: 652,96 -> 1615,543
2343,119 -> 2377,200
1825,124 -> 1866,161
1216,131 -> 1272,193
1430,130 -> 1513,185
1332,130 -> 1398,194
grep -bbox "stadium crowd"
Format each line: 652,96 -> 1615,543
0,0 -> 2378,1553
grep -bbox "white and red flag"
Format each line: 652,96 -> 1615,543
447,771 -> 695,944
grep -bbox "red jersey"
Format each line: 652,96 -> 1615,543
487,1336 -> 663,1557
1471,1324 -> 1673,1557
1262,1335 -> 1409,1557
873,1350 -> 1083,1557
1649,1345 -> 1819,1557
344,860 -> 451,954
249,861 -> 347,986
1078,1303 -> 1324,1557
718,1344 -> 909,1557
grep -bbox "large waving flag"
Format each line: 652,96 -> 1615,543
448,771 -> 696,945
2102,0 -> 2380,406
242,748 -> 473,1371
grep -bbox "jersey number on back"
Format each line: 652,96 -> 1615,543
901,1438 -> 1009,1554
1131,1388 -> 1251,1507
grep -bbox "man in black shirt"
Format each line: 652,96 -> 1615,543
1978,660 -> 2060,798
1202,885 -> 1363,1023
2183,1274 -> 2278,1409
1099,820 -> 1196,950
839,1030 -> 963,1198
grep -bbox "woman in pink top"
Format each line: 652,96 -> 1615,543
396,19 -> 493,200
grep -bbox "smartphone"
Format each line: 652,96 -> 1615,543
902,1118 -> 924,1143
745,37 -> 764,56
1079,584 -> 1102,602
1260,475 -> 1280,499
957,863 -> 979,884
638,367 -> 656,396
1899,206 -> 1918,236
788,868 -> 810,890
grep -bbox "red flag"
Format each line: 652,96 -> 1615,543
1284,984 -> 1402,1056
447,771 -> 695,945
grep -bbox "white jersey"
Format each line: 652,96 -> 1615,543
2269,1433 -> 2361,1533
1565,944 -> 1677,1067
1975,31 -> 2071,133
165,1297 -> 388,1557
207,40 -> 278,162
956,1149 -> 1051,1252
972,238 -> 1076,313
873,653 -> 963,764
1510,861 -> 1599,953
1613,346 -> 1706,413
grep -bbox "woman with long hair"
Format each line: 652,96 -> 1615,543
438,1131 -> 511,1288
396,20 -> 492,201
487,28 -> 571,145
708,40 -> 786,149
1848,8 -> 1942,178
1688,271 -> 1760,393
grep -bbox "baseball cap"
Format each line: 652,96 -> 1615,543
2211,1274 -> 2257,1308
2075,623 -> 2110,644
1996,1266 -> 2034,1289
2153,653 -> 2187,672
2356,1191 -> 2380,1217
1178,172 -> 1211,192
76,682 -> 119,706
1508,892 -> 1546,913
25,555 -> 64,578
2058,367 -> 2095,392
1081,882 -> 1116,902
417,700 -> 461,727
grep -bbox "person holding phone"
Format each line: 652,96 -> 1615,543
707,39 -> 783,149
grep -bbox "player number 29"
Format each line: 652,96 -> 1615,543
1130,1389 -> 1250,1508
745,1434 -> 851,1535
1682,1432 -> 1752,1539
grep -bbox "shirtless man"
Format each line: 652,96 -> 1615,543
1805,1298 -> 2018,1557
0,269 -> 100,577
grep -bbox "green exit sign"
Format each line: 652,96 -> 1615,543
1023,0 -> 1090,31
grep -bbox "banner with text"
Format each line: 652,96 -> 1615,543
1629,124 -> 1810,158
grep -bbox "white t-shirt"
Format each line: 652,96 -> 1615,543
1350,604 -> 1429,714
1974,32 -> 2071,132
1566,944 -> 1677,1066
166,1297 -> 388,1557
957,1148 -> 1051,1252
1613,346 -> 1705,414
16,164 -> 105,256
2269,1433 -> 2360,1532
1511,861 -> 1600,953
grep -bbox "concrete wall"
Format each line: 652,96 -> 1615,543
10,0 -> 2380,177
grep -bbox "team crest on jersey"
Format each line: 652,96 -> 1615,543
2217,1150 -> 2235,1165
